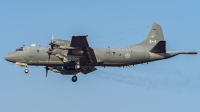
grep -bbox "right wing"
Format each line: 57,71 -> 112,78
67,35 -> 97,65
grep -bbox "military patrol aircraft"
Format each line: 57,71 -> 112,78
4,23 -> 197,82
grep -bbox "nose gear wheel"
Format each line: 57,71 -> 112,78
24,69 -> 29,74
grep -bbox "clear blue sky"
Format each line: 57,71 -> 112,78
1,1 -> 200,112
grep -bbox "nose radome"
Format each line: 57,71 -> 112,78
5,54 -> 12,61
5,55 -> 8,61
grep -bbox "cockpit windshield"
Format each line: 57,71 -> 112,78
15,47 -> 23,51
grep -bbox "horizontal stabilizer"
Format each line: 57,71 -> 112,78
178,52 -> 198,54
150,41 -> 166,53
164,51 -> 198,59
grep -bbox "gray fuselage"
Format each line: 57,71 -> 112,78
5,45 -> 176,67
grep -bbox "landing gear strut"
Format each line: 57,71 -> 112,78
73,62 -> 80,82
72,75 -> 77,82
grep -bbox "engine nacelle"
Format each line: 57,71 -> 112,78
53,39 -> 71,47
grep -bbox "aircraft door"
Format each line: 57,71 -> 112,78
104,48 -> 111,60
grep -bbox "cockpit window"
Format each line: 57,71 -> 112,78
15,47 -> 23,51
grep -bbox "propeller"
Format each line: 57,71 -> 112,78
45,34 -> 54,77
45,51 -> 51,78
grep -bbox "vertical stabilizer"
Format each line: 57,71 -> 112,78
139,23 -> 166,52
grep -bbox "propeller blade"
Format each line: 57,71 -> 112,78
51,34 -> 54,43
45,50 -> 51,78
46,67 -> 48,77
48,54 -> 51,61
49,34 -> 55,50
45,35 -> 55,78
45,66 -> 49,77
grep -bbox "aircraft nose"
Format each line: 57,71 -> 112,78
5,53 -> 13,61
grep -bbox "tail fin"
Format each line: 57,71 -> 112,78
139,23 -> 166,53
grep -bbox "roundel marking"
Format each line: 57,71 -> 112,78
125,53 -> 130,58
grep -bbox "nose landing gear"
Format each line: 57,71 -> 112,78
24,68 -> 29,74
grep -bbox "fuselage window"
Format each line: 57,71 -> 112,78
112,52 -> 115,55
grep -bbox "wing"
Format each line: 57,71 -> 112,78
70,35 -> 89,47
68,35 -> 97,65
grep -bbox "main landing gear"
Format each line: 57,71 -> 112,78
72,75 -> 77,82
72,62 -> 80,82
